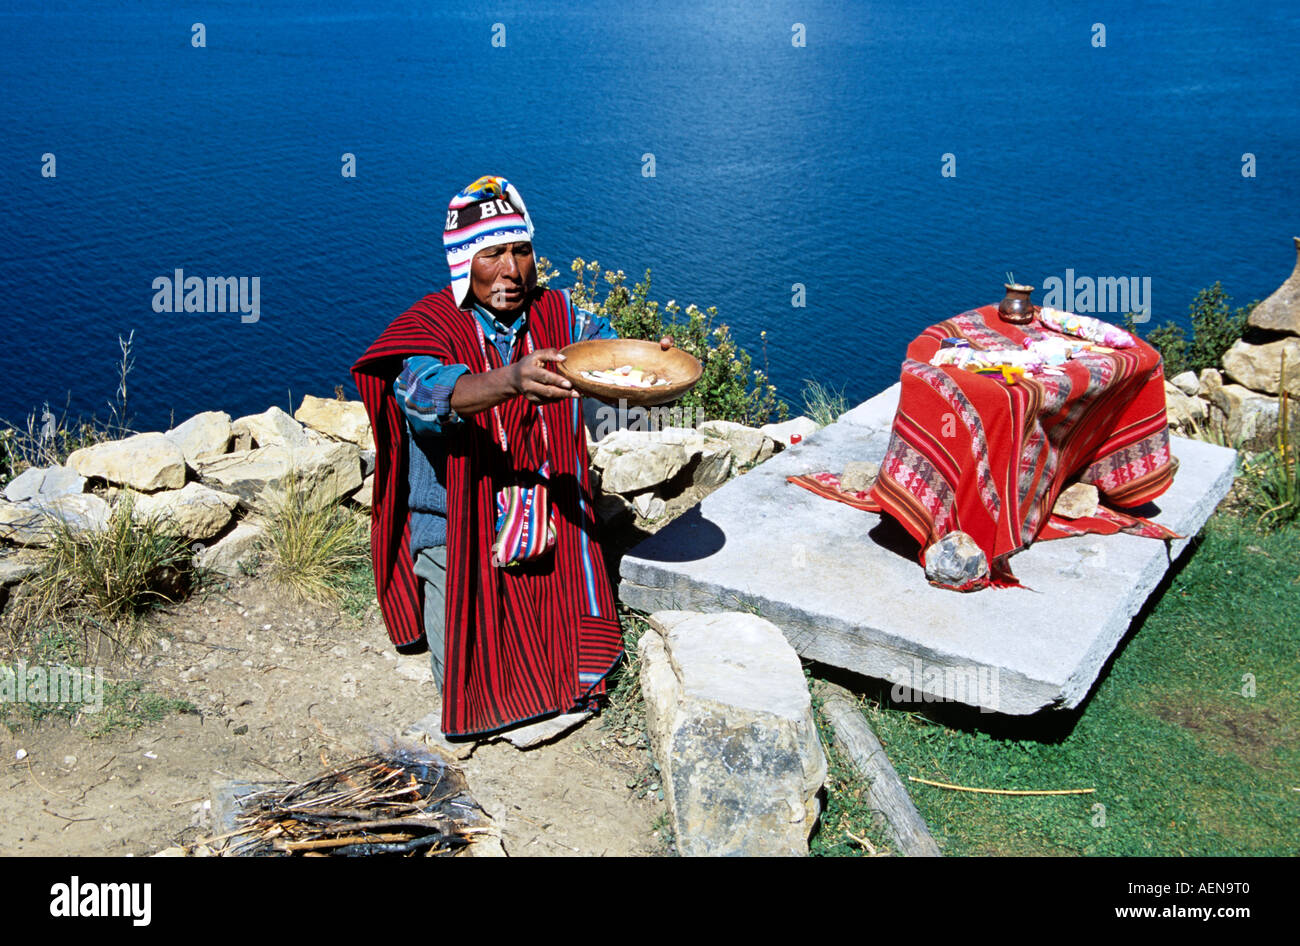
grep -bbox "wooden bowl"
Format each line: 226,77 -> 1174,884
555,339 -> 702,407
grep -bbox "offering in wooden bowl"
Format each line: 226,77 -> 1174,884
555,339 -> 702,406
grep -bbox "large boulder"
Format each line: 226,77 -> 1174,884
127,482 -> 241,540
590,427 -> 730,494
0,494 -> 111,546
66,433 -> 186,492
232,406 -> 314,450
639,610 -> 826,857
697,420 -> 774,466
165,411 -> 233,464
3,466 -> 85,504
1203,382 -> 1280,452
1169,371 -> 1201,397
1247,236 -> 1300,336
295,396 -> 375,451
194,442 -> 362,513
1221,336 -> 1300,397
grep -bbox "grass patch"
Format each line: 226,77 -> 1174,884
602,604 -> 650,741
832,513 -> 1299,856
86,681 -> 198,737
6,493 -> 193,658
258,472 -> 369,603
801,379 -> 848,427
809,682 -> 897,857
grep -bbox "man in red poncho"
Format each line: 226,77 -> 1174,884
352,174 -> 669,739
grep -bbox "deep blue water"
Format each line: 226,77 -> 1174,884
2,0 -> 1297,432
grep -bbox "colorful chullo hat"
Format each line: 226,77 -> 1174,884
443,174 -> 535,307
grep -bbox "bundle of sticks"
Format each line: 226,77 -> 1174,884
206,749 -> 494,856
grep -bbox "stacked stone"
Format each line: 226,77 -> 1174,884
0,395 -> 376,592
586,419 -> 789,526
1164,236 -> 1300,452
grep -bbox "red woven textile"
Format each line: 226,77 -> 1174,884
862,305 -> 1177,588
352,287 -> 622,737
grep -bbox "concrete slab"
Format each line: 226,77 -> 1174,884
618,385 -> 1237,715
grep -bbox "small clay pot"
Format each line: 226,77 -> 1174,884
998,283 -> 1036,324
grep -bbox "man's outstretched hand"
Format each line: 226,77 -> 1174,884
511,348 -> 578,403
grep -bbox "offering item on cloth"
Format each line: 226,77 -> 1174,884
1038,307 -> 1136,348
580,365 -> 673,388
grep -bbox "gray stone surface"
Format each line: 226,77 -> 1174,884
0,494 -> 112,545
3,466 -> 85,503
497,710 -> 593,748
639,610 -> 826,856
619,385 -> 1237,715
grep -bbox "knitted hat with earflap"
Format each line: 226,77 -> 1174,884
443,174 -> 535,308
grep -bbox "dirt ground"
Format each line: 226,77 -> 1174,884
0,574 -> 667,857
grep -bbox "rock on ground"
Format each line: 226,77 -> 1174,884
698,420 -> 774,466
839,460 -> 879,493
3,466 -> 85,503
127,482 -> 241,540
639,610 -> 826,856
66,433 -> 187,492
195,519 -> 267,577
232,406 -> 317,450
194,443 -> 362,513
164,411 -> 233,465
1247,236 -> 1300,336
1221,336 -> 1300,398
295,395 -> 375,451
0,494 -> 112,546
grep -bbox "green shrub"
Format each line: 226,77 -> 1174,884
1128,282 -> 1256,378
559,257 -> 788,428
1240,354 -> 1298,528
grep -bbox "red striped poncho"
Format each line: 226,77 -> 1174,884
351,286 -> 622,737
868,305 -> 1175,587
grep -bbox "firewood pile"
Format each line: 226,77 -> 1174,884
204,747 -> 495,856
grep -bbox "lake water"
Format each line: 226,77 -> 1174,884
2,0 -> 1297,432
